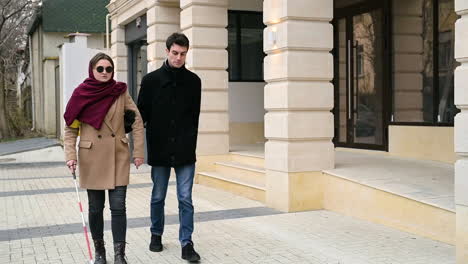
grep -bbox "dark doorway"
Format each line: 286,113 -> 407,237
127,40 -> 148,99
334,1 -> 391,150
127,40 -> 148,161
125,15 -> 148,161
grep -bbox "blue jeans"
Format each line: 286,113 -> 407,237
150,163 -> 195,246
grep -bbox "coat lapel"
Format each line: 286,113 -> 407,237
103,99 -> 117,131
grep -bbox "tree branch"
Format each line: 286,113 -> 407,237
1,0 -> 15,16
4,1 -> 30,22
0,0 -> 30,37
0,14 -> 29,50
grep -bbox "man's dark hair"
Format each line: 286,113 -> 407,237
166,33 -> 190,50
90,52 -> 114,69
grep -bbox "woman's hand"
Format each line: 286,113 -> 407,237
66,160 -> 77,173
134,158 -> 144,169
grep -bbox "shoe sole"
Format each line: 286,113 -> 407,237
182,256 -> 201,262
149,245 -> 163,252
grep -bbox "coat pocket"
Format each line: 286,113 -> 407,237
120,137 -> 129,144
78,140 -> 93,149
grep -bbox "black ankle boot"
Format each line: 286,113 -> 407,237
182,242 -> 200,262
114,242 -> 127,264
149,234 -> 163,252
93,239 -> 106,264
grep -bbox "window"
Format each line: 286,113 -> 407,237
437,0 -> 460,123
392,0 -> 459,125
227,11 -> 265,82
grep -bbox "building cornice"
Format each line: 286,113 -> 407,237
107,0 -> 136,16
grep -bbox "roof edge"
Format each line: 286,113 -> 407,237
27,11 -> 42,35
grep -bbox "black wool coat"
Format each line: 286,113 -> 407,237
137,61 -> 201,167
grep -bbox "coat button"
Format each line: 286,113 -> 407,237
98,135 -> 102,139
170,137 -> 175,142
111,134 -> 115,137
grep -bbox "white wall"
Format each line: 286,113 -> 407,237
229,82 -> 265,122
43,32 -> 105,57
30,28 -> 42,132
30,30 -> 106,136
87,33 -> 106,50
59,35 -> 102,139
43,59 -> 57,135
42,33 -> 65,57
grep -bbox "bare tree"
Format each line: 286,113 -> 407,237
0,0 -> 39,140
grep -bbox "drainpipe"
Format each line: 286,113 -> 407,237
28,36 -> 35,131
106,14 -> 111,54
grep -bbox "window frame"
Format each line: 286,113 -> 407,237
227,10 -> 266,83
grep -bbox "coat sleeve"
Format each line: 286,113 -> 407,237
193,76 -> 202,129
137,76 -> 151,126
64,125 -> 79,161
125,91 -> 145,159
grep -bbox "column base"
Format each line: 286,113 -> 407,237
266,170 -> 323,212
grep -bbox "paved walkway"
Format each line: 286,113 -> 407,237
0,155 -> 455,264
0,138 -> 60,157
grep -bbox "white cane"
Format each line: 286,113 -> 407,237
72,171 -> 94,264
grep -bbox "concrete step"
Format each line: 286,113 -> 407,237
197,171 -> 265,203
321,171 -> 455,245
214,161 -> 265,187
230,152 -> 265,168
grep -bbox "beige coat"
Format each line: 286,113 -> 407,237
64,91 -> 144,190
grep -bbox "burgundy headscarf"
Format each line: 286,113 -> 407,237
64,61 -> 127,130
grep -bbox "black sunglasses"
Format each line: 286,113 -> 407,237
96,66 -> 114,73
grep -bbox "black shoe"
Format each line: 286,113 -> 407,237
114,242 -> 127,264
93,239 -> 106,264
149,234 -> 163,252
181,242 -> 200,262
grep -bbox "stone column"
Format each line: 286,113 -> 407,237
110,21 -> 128,83
454,1 -> 468,262
263,0 -> 334,212
180,0 -> 229,155
393,0 -> 424,122
146,0 -> 180,73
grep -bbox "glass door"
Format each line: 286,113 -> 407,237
335,3 -> 389,150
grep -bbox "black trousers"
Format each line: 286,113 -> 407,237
87,186 -> 127,242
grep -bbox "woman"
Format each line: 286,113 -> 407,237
63,53 -> 144,264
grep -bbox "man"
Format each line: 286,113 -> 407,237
137,33 -> 201,262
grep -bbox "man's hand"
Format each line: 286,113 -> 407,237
66,160 -> 77,173
134,158 -> 144,169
